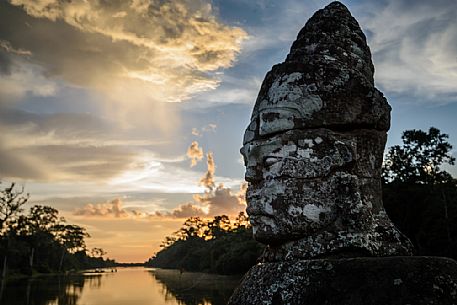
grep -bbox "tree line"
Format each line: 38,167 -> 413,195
149,127 -> 457,274
382,127 -> 457,258
0,183 -> 115,278
145,213 -> 264,275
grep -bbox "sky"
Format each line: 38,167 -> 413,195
0,0 -> 456,262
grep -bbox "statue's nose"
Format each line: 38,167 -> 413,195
245,204 -> 256,215
245,195 -> 263,216
245,167 -> 261,182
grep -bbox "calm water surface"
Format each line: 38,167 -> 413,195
0,267 -> 242,305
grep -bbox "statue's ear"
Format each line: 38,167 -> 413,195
334,173 -> 370,230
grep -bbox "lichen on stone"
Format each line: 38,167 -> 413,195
240,0 -> 412,259
230,2 -> 457,304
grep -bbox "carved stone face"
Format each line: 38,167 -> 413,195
240,67 -> 389,246
241,126 -> 357,244
236,1 -> 414,260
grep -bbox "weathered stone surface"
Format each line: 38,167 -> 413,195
242,128 -> 386,181
240,0 -> 412,261
229,257 -> 457,305
233,2 -> 457,305
247,1 -> 390,135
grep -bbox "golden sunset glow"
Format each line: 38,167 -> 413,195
1,0 -> 456,263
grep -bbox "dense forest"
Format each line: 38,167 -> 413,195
0,184 -> 115,278
145,213 -> 264,275
149,127 -> 457,274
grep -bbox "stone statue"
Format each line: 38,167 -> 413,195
230,2 -> 457,304
240,0 -> 412,262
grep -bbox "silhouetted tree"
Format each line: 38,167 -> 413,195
28,205 -> 61,233
233,212 -> 249,231
207,215 -> 230,239
0,182 -> 29,231
147,214 -> 264,274
383,127 -> 455,184
90,247 -> 107,258
12,205 -> 67,273
382,127 -> 457,258
0,183 -> 29,277
53,224 -> 89,272
0,186 -> 115,277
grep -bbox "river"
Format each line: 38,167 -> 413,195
0,267 -> 242,305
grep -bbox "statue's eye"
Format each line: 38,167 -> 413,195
264,157 -> 279,167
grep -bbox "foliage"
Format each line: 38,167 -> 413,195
146,212 -> 263,275
0,183 -> 116,277
384,179 -> 457,257
382,127 -> 457,259
383,127 -> 455,184
0,182 -> 29,231
53,224 -> 90,253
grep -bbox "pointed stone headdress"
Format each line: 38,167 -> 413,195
241,1 -> 412,261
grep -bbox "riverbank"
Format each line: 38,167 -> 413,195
146,215 -> 264,275
0,267 -> 239,305
149,268 -> 241,305
1,267 -> 119,282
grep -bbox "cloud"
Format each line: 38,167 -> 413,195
191,123 -> 217,136
199,152 -> 216,190
186,141 -> 204,167
0,109 -> 140,180
165,185 -> 246,218
9,0 -> 245,69
360,0 -> 457,104
1,1 -> 247,107
0,108 -> 242,191
73,196 -> 205,219
191,74 -> 262,105
202,123 -> 217,133
169,203 -> 206,218
163,151 -> 246,218
193,151 -> 247,217
74,198 -> 130,218
192,128 -> 201,136
0,60 -> 57,101
0,39 -> 31,56
0,139 -> 49,180
212,0 -> 457,107
193,182 -> 247,216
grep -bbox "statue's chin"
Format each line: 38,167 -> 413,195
252,224 -> 287,246
253,234 -> 283,246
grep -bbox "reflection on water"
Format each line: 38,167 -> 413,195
0,268 -> 241,305
0,272 -> 102,305
150,269 -> 241,305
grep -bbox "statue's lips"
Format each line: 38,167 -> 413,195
246,200 -> 276,217
249,214 -> 275,226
